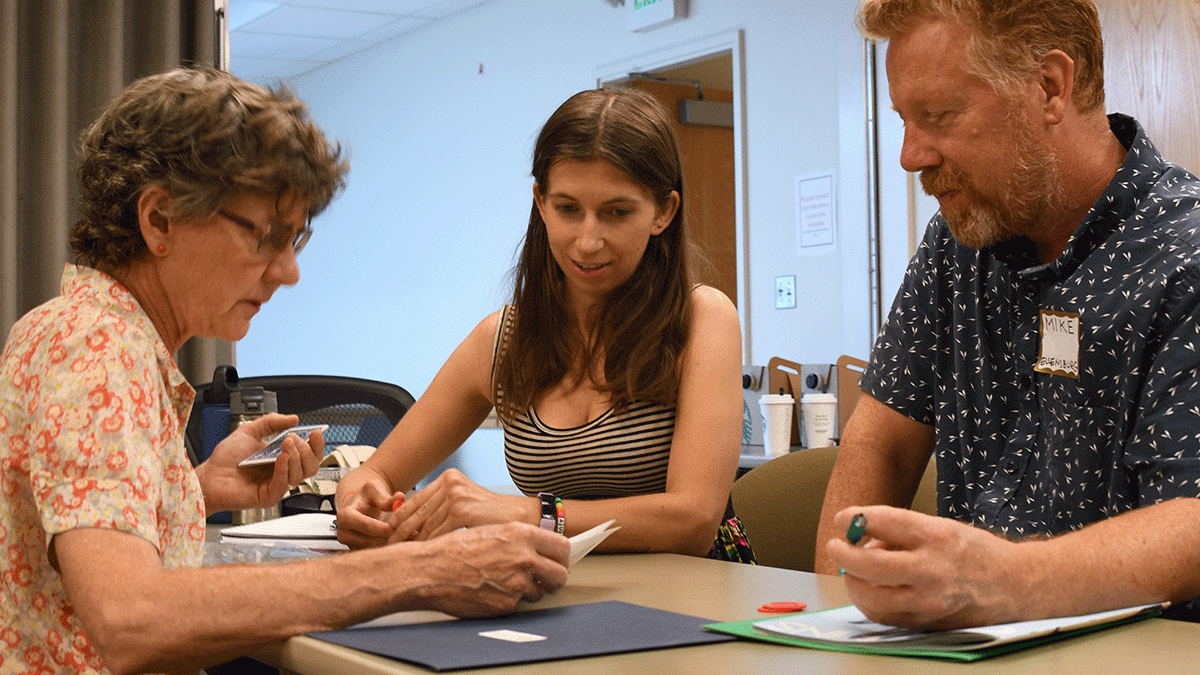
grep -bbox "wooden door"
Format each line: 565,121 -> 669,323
1096,0 -> 1200,174
628,80 -> 738,307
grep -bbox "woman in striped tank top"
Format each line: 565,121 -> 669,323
337,88 -> 753,563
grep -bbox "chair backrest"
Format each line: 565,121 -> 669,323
835,355 -> 868,438
731,446 -> 938,572
186,366 -> 416,465
911,454 -> 939,518
732,446 -> 838,572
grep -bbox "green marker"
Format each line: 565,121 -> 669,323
838,513 -> 867,576
847,513 -> 867,545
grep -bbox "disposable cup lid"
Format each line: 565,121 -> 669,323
759,394 -> 794,404
801,393 -> 838,403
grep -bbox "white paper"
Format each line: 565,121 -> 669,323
753,603 -> 1165,652
478,629 -> 547,643
219,513 -> 617,564
219,513 -> 347,551
569,519 -> 620,566
221,512 -> 337,540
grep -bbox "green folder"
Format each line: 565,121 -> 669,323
704,604 -> 1163,662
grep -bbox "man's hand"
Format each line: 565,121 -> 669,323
826,505 -> 1023,629
412,522 -> 570,618
196,413 -> 322,513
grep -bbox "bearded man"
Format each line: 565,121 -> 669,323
816,0 -> 1200,629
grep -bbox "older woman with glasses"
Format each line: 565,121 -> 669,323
0,67 -> 568,675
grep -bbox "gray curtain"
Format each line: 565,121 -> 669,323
0,0 -> 233,386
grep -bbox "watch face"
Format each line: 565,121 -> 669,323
538,493 -> 557,529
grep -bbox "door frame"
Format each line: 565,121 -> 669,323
595,30 -> 751,363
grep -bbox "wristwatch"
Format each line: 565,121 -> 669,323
538,492 -> 557,531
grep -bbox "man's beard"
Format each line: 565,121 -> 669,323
920,111 -> 1065,250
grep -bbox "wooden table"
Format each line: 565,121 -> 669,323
247,553 -> 1200,674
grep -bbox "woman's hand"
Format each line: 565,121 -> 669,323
335,474 -> 405,549
195,413 -> 323,513
388,469 -> 538,543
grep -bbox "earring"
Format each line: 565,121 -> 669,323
156,244 -> 167,255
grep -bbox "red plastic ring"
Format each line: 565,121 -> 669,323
758,601 -> 808,613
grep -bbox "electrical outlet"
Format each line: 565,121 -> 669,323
775,275 -> 796,309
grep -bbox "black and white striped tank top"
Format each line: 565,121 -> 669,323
492,305 -> 676,499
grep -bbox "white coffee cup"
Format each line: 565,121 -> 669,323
801,392 -> 838,448
759,393 -> 795,458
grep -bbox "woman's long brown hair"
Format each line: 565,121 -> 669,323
494,87 -> 703,423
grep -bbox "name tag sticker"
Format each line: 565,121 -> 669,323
478,629 -> 547,643
1036,309 -> 1080,378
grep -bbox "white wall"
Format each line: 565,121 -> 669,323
236,0 -> 899,486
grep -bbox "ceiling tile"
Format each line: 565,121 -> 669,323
227,55 -> 313,84
228,2 -> 282,31
356,16 -> 432,43
240,5 -> 402,39
230,31 -> 344,61
413,0 -> 492,19
225,0 -> 496,81
308,39 -> 376,62
292,0 -> 443,13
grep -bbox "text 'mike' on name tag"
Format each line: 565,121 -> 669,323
1036,309 -> 1080,379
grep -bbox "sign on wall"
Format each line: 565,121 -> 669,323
626,0 -> 687,32
796,171 -> 837,255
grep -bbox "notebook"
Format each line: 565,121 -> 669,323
220,512 -> 347,550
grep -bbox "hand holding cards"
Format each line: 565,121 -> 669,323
239,424 -> 329,467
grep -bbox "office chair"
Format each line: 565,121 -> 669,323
186,366 -> 416,522
731,446 -> 937,572
186,365 -> 415,466
835,355 -> 868,440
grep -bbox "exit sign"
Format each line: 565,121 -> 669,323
626,0 -> 687,32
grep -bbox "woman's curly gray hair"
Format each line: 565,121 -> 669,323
71,67 -> 349,269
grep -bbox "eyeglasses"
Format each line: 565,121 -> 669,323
217,209 -> 313,258
281,491 -> 337,516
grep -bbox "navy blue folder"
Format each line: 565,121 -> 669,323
307,600 -> 736,671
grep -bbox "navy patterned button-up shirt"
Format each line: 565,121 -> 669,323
862,114 -> 1200,538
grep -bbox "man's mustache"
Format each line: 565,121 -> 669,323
920,167 -> 967,198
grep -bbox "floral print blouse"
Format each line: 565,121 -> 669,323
0,264 -> 201,674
